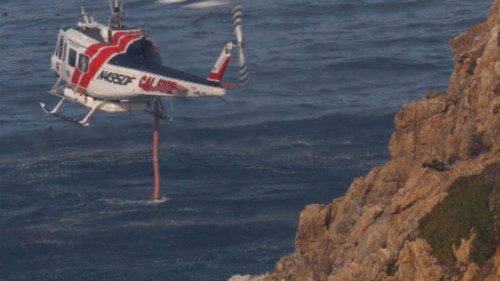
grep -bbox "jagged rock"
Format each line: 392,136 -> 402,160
494,61 -> 500,77
231,1 -> 500,280
383,239 -> 444,281
483,249 -> 500,281
452,230 -> 476,265
228,275 -> 271,281
461,263 -> 480,281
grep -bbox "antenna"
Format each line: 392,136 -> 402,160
109,0 -> 124,29
81,7 -> 92,25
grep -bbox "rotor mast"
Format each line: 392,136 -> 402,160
109,0 -> 124,28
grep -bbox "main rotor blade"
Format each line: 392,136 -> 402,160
238,48 -> 248,85
232,4 -> 243,44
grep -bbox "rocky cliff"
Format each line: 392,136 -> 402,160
231,1 -> 500,280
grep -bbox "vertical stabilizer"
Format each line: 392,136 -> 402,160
207,43 -> 233,83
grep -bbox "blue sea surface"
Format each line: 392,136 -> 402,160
0,0 -> 491,280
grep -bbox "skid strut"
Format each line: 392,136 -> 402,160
79,103 -> 101,126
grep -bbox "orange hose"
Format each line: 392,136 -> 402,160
152,112 -> 160,200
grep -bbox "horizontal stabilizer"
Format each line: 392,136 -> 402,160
222,81 -> 240,89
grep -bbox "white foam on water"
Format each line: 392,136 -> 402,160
185,0 -> 230,9
157,0 -> 186,4
32,240 -> 75,246
151,197 -> 169,205
156,0 -> 229,9
100,196 -> 169,206
177,207 -> 199,213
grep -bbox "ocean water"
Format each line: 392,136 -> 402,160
0,0 -> 491,280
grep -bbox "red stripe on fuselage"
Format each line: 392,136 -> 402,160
77,31 -> 142,90
71,42 -> 106,87
70,32 -> 128,89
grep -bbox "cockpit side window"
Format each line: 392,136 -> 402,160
56,36 -> 64,59
68,49 -> 77,67
78,55 -> 89,72
62,43 -> 67,62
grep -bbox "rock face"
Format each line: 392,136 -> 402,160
230,1 -> 500,280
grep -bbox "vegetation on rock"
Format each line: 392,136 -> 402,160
419,164 -> 500,268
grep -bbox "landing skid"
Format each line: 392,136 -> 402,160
40,78 -> 151,127
40,78 -> 102,126
40,102 -> 88,126
39,99 -> 99,127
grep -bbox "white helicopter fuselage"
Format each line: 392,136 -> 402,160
51,21 -> 227,101
41,1 -> 245,126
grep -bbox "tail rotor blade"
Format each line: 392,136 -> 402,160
232,4 -> 243,44
238,48 -> 248,85
232,4 -> 248,85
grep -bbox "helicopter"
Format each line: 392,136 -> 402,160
40,0 -> 247,127
39,0 -> 247,201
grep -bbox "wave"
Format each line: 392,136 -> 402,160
99,197 -> 169,206
280,0 -> 437,17
330,57 -> 439,72
157,0 -> 230,9
157,0 -> 186,4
